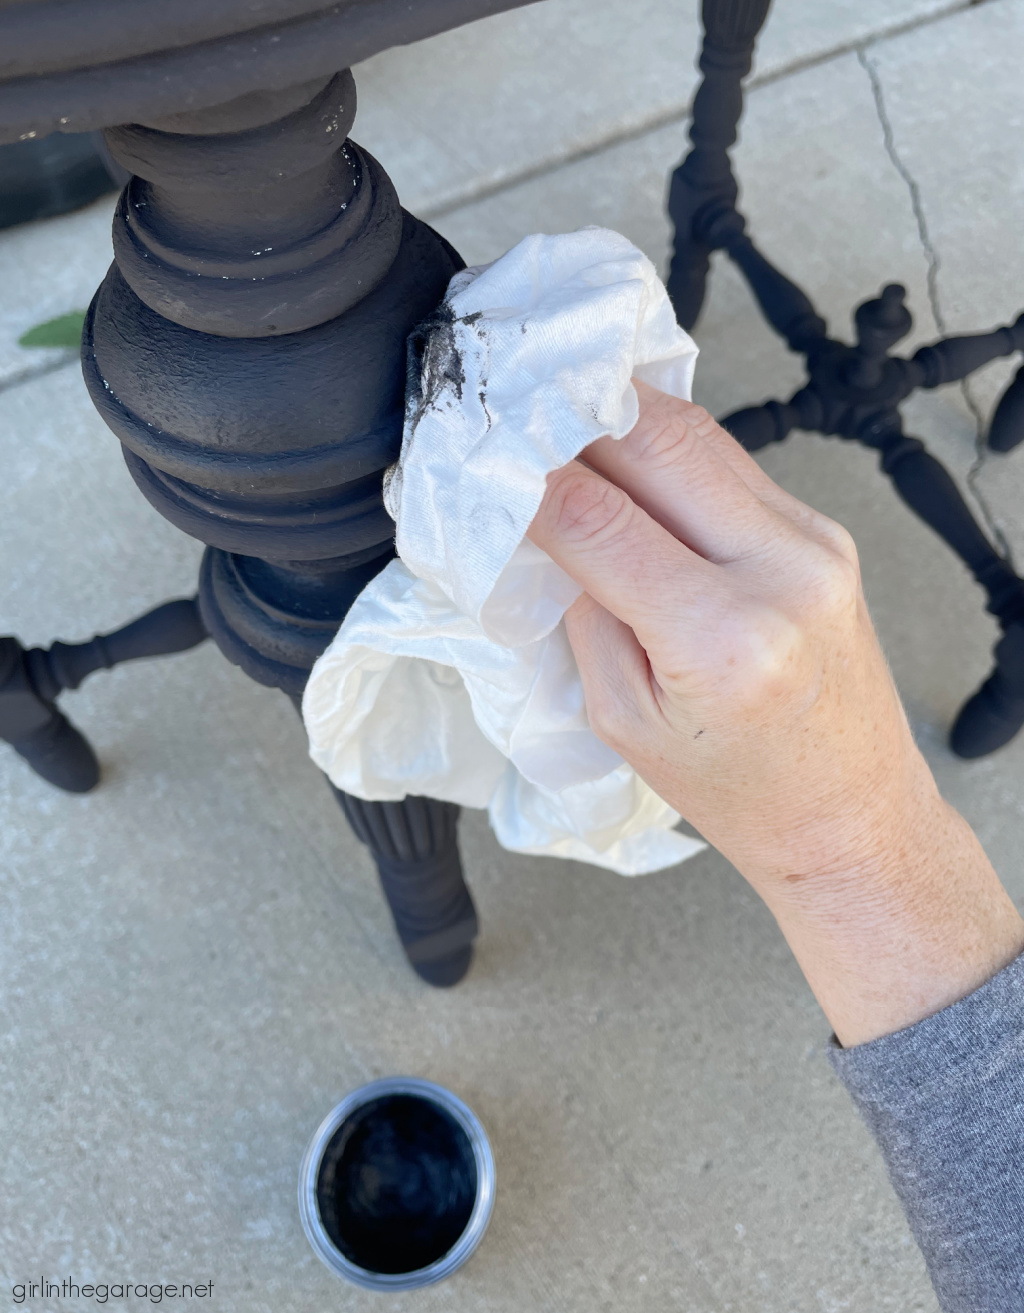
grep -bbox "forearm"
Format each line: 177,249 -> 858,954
530,383 -> 1024,1307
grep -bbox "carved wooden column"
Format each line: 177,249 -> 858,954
75,71 -> 476,984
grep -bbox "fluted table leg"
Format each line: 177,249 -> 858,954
337,792 -> 477,986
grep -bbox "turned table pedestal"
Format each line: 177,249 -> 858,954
0,0 -> 538,986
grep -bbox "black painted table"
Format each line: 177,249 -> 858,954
2,0 -> 1023,988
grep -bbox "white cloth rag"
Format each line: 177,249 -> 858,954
302,227 -> 706,874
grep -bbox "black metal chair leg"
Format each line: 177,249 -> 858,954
335,790 -> 478,987
0,597 -> 207,791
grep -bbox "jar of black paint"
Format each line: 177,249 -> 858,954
299,1077 -> 495,1289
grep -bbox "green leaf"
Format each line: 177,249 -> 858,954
18,310 -> 87,349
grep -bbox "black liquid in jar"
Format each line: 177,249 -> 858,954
315,1094 -> 478,1274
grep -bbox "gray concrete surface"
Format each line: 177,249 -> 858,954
1,2 -> 1021,1309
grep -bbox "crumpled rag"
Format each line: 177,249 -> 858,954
302,227 -> 706,874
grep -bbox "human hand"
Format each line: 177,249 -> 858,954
529,381 -> 1024,1045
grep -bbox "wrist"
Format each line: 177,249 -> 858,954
750,781 -> 1024,1047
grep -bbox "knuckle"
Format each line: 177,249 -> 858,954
802,546 -> 861,617
712,604 -> 809,706
579,665 -> 632,743
815,516 -> 861,570
551,472 -> 634,548
630,400 -> 715,469
580,667 -> 646,751
677,401 -> 718,436
587,694 -> 631,749
746,617 -> 806,689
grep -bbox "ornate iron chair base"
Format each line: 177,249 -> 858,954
668,0 -> 1024,760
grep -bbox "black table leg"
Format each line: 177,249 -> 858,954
283,694 -> 478,986
337,792 -> 477,987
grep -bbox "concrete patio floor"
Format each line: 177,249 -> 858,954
2,1 -> 1022,1309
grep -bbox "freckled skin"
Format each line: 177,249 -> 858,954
529,382 -> 1024,1047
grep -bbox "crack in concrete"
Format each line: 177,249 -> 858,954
859,44 -> 1013,565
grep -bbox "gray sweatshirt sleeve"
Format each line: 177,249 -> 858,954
828,951 -> 1024,1313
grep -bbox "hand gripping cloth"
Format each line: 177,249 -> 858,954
302,228 -> 706,874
